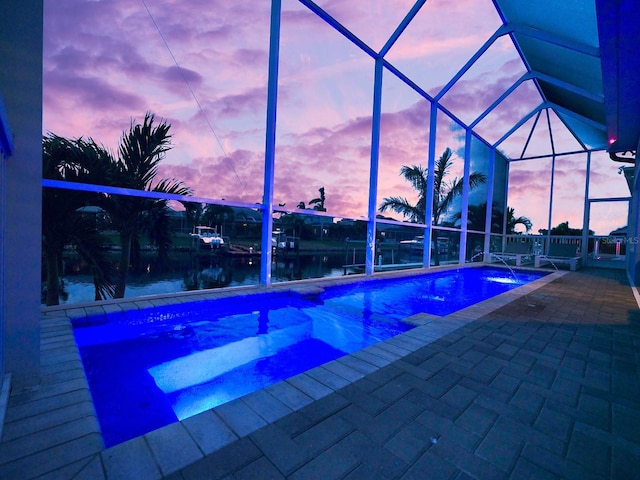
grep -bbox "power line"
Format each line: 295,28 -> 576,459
140,0 -> 248,196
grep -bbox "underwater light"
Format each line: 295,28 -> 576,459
486,276 -> 520,284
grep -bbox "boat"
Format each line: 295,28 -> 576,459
272,229 -> 298,254
190,226 -> 225,249
399,235 -> 424,250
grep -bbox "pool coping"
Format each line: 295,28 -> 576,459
1,266 -> 566,479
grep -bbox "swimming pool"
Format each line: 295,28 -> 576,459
73,266 -> 547,447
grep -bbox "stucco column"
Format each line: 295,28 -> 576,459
0,0 -> 43,390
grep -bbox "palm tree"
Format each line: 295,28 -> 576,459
184,202 -> 205,232
506,207 -> 532,234
379,148 -> 486,265
379,164 -> 428,224
42,134 -> 116,305
280,212 -> 306,241
202,204 -> 235,234
309,187 -> 326,212
379,148 -> 486,226
308,186 -> 327,240
297,187 -> 326,212
104,112 -> 192,298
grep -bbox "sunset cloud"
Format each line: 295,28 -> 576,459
43,0 -> 623,234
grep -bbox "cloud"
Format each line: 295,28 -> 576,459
162,66 -> 203,87
44,69 -> 146,112
157,148 -> 266,204
42,0 -> 625,231
232,48 -> 269,68
208,87 -> 267,118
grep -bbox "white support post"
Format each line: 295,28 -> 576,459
260,0 -> 282,286
365,58 -> 384,275
424,106 -> 437,267
582,151 -> 591,263
459,130 -> 471,264
483,147 -> 496,258
547,154 -> 556,252
502,160 -> 510,252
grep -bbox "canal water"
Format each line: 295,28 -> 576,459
55,249 -> 421,305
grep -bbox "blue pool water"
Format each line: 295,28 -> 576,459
73,266 -> 547,446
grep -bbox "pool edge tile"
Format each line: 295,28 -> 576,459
264,381 -> 315,411
101,436 -> 162,480
144,421 -> 203,477
214,398 -> 269,437
286,373 -> 334,400
241,388 -> 294,423
181,410 -> 239,456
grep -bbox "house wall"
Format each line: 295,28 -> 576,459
629,138 -> 640,286
0,111 -> 5,384
0,0 -> 43,389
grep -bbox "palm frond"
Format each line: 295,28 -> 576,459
381,147 -> 488,227
152,178 -> 193,196
433,147 -> 453,201
379,196 -> 424,223
399,165 -> 428,194
437,172 -> 487,222
506,207 -> 533,233
117,112 -> 172,190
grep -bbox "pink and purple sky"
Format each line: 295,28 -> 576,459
43,0 -> 629,235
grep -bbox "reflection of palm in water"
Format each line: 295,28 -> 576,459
257,309 -> 269,335
58,252 -> 374,304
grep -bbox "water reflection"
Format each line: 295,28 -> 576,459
57,251 -> 355,304
257,307 -> 269,335
55,246 -> 445,305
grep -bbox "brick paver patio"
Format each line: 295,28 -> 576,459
1,267 -> 639,479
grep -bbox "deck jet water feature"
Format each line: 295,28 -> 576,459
470,252 -> 537,308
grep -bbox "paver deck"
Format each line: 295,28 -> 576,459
1,267 -> 639,479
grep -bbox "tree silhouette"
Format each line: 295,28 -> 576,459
42,134 -> 116,305
506,207 -> 532,234
309,187 -> 326,212
380,148 -> 486,265
538,220 -> 590,236
103,113 -> 192,298
379,147 -> 486,226
297,186 -> 327,212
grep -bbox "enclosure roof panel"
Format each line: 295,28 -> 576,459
492,0 -> 640,153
